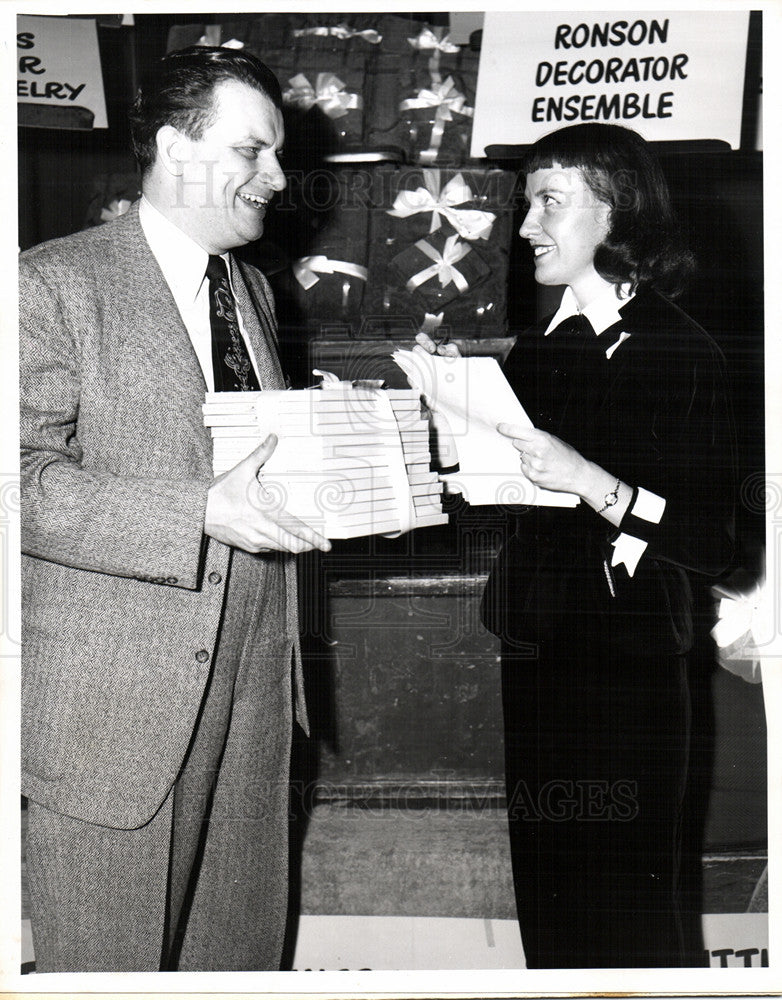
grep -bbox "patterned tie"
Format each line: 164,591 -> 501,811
206,254 -> 261,392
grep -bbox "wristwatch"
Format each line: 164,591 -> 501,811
597,479 -> 621,515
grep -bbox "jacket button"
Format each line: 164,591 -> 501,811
208,571 -> 222,585
195,649 -> 210,663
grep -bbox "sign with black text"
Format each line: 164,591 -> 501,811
472,10 -> 750,153
17,14 -> 107,129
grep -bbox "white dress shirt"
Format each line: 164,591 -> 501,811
545,282 -> 635,350
139,195 -> 262,392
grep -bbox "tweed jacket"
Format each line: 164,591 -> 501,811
19,203 -> 301,829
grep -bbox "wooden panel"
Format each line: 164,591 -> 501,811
297,570 -> 767,851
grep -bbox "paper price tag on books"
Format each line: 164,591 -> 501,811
393,348 -> 579,508
203,384 -> 448,539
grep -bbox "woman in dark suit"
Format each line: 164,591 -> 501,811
422,123 -> 735,968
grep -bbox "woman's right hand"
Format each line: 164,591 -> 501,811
414,331 -> 461,357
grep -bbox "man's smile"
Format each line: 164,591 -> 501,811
237,191 -> 269,209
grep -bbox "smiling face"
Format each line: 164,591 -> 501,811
170,78 -> 286,254
520,164 -> 613,307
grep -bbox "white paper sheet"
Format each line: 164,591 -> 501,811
393,349 -> 579,508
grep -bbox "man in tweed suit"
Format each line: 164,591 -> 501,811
19,46 -> 330,972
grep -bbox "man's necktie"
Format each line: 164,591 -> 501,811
206,254 -> 261,392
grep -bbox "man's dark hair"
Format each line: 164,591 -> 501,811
129,46 -> 283,176
522,122 -> 694,296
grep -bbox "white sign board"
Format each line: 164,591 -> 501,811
472,11 -> 750,154
17,14 -> 107,129
287,913 -> 769,970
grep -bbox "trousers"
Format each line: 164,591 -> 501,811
26,550 -> 294,972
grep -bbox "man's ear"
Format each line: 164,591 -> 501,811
155,125 -> 189,177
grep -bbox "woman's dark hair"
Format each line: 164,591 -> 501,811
129,46 -> 283,176
521,123 -> 694,296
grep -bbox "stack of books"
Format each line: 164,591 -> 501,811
203,386 -> 448,538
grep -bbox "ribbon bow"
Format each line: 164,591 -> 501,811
406,235 -> 471,294
400,77 -> 474,164
420,312 -> 445,335
196,27 -> 244,49
293,24 -> 382,44
283,73 -> 362,119
388,170 -> 494,241
293,256 -> 369,291
407,27 -> 460,54
100,198 -> 132,224
712,581 -> 772,650
401,77 -> 474,121
196,26 -> 221,46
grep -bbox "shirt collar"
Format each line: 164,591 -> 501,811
139,195 -> 230,304
544,282 -> 635,337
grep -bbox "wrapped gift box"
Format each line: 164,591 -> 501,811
166,18 -> 291,53
364,166 -> 517,337
367,18 -> 481,164
390,230 -> 490,311
250,14 -> 388,152
260,47 -> 369,152
400,63 -> 478,166
263,166 -> 374,336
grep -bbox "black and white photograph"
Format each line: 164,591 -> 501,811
1,2 -> 780,996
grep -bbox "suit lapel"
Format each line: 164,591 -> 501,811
105,205 -> 213,474
109,203 -> 207,400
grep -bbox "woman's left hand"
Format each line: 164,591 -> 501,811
497,423 -> 591,495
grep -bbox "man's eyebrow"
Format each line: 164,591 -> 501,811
234,134 -> 268,145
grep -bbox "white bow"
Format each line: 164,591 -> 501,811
283,73 -> 362,119
293,24 -> 382,44
388,170 -> 494,241
196,28 -> 244,49
401,76 -> 473,120
293,256 -> 368,291
406,235 -> 471,293
100,198 -> 132,223
712,582 -> 772,651
407,27 -> 460,54
420,311 -> 445,334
